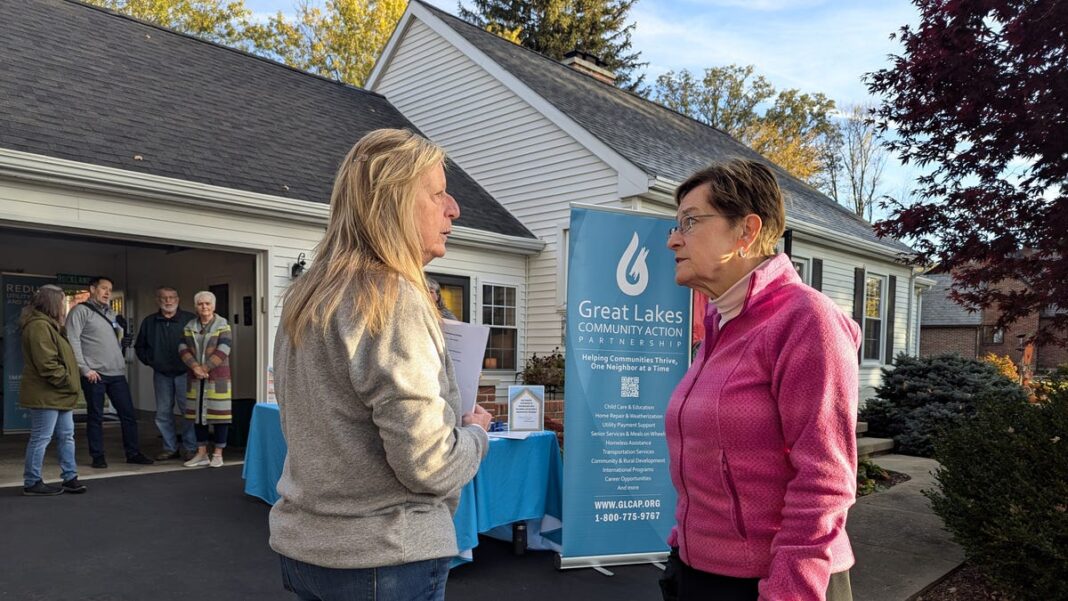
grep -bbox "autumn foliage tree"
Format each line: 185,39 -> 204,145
251,0 -> 407,86
651,65 -> 837,184
85,0 -> 258,47
867,0 -> 1068,344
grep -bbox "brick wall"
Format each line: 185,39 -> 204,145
1038,317 -> 1068,370
920,326 -> 978,358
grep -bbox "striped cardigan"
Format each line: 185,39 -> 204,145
179,315 -> 233,425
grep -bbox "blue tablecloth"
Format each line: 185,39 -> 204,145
242,403 -> 562,564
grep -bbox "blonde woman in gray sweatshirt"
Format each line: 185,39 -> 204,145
270,129 -> 492,601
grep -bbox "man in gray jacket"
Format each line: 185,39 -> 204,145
66,276 -> 153,468
135,286 -> 196,461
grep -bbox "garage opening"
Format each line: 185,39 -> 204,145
0,226 -> 261,484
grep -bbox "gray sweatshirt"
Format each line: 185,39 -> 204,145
269,277 -> 488,569
65,301 -> 126,377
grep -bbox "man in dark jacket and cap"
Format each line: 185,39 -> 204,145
135,286 -> 197,461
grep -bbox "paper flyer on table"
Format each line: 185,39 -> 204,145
442,319 -> 490,415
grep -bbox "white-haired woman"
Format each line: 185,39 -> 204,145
270,129 -> 492,601
179,290 -> 232,468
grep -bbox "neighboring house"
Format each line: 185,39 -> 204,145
0,0 -> 540,417
368,0 -> 928,400
919,273 -> 984,358
921,272 -> 1068,371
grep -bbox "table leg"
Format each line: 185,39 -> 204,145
512,521 -> 527,555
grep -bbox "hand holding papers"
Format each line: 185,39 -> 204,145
441,319 -> 490,415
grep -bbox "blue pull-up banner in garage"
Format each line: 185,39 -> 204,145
3,273 -> 57,433
559,206 -> 691,569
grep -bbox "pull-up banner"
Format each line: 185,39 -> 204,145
3,273 -> 57,433
559,206 -> 690,569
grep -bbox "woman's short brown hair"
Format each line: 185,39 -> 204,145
675,159 -> 786,257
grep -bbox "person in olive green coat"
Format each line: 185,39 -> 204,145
20,284 -> 88,496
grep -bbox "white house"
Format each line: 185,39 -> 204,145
368,0 -> 929,400
0,0 -> 541,433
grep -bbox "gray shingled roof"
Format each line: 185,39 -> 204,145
0,0 -> 533,239
419,1 -> 910,253
921,273 -> 981,326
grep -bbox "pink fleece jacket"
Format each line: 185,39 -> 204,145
666,253 -> 861,600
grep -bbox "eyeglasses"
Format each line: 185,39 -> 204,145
667,213 -> 726,238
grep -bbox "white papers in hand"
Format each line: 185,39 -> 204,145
441,319 -> 490,415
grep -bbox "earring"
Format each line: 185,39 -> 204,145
737,248 -> 747,258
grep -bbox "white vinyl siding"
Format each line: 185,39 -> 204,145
788,237 -> 913,403
375,18 -> 620,363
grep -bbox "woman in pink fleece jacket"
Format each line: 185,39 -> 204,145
663,159 -> 861,601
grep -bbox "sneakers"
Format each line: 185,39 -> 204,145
209,455 -> 224,468
23,480 -> 63,496
126,453 -> 155,465
155,450 -> 181,461
91,457 -> 108,469
61,477 -> 87,494
184,455 -> 210,467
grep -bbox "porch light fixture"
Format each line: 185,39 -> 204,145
291,253 -> 307,279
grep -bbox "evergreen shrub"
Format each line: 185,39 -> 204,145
927,386 -> 1068,600
860,354 -> 1028,457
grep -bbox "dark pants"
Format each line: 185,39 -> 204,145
662,549 -> 852,601
194,423 -> 229,448
82,374 -> 141,460
279,554 -> 450,601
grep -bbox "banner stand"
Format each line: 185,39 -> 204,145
557,204 -> 690,571
555,551 -> 669,572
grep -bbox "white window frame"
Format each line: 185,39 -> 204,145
480,281 -> 519,373
862,273 -> 887,364
791,256 -> 810,285
555,223 -> 569,311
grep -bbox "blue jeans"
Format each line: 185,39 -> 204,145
194,423 -> 229,448
23,409 -> 77,487
279,555 -> 449,601
82,374 -> 142,460
153,372 -> 196,453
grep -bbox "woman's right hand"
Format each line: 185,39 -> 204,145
463,403 -> 493,431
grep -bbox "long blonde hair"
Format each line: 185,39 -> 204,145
281,129 -> 445,345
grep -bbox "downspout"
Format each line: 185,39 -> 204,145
905,268 -> 915,354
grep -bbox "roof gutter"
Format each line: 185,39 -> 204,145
0,148 -> 330,224
0,148 -> 544,255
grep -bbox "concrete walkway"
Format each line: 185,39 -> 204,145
848,454 -> 965,601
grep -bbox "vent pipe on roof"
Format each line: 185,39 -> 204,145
561,50 -> 616,85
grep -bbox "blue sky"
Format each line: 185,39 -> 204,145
245,0 -> 923,215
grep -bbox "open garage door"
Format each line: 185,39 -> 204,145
0,226 -> 263,443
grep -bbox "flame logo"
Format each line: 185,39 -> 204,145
616,232 -> 650,296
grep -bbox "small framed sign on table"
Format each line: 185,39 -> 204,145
508,385 -> 545,432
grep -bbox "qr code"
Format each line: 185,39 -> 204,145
621,376 -> 639,398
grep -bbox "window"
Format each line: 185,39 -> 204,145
791,257 -> 809,284
426,273 -> 469,322
482,284 -> 517,370
862,275 -> 885,362
981,326 -> 1005,345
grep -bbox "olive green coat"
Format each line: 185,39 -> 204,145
19,310 -> 84,410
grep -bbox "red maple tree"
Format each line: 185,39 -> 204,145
867,0 -> 1067,345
